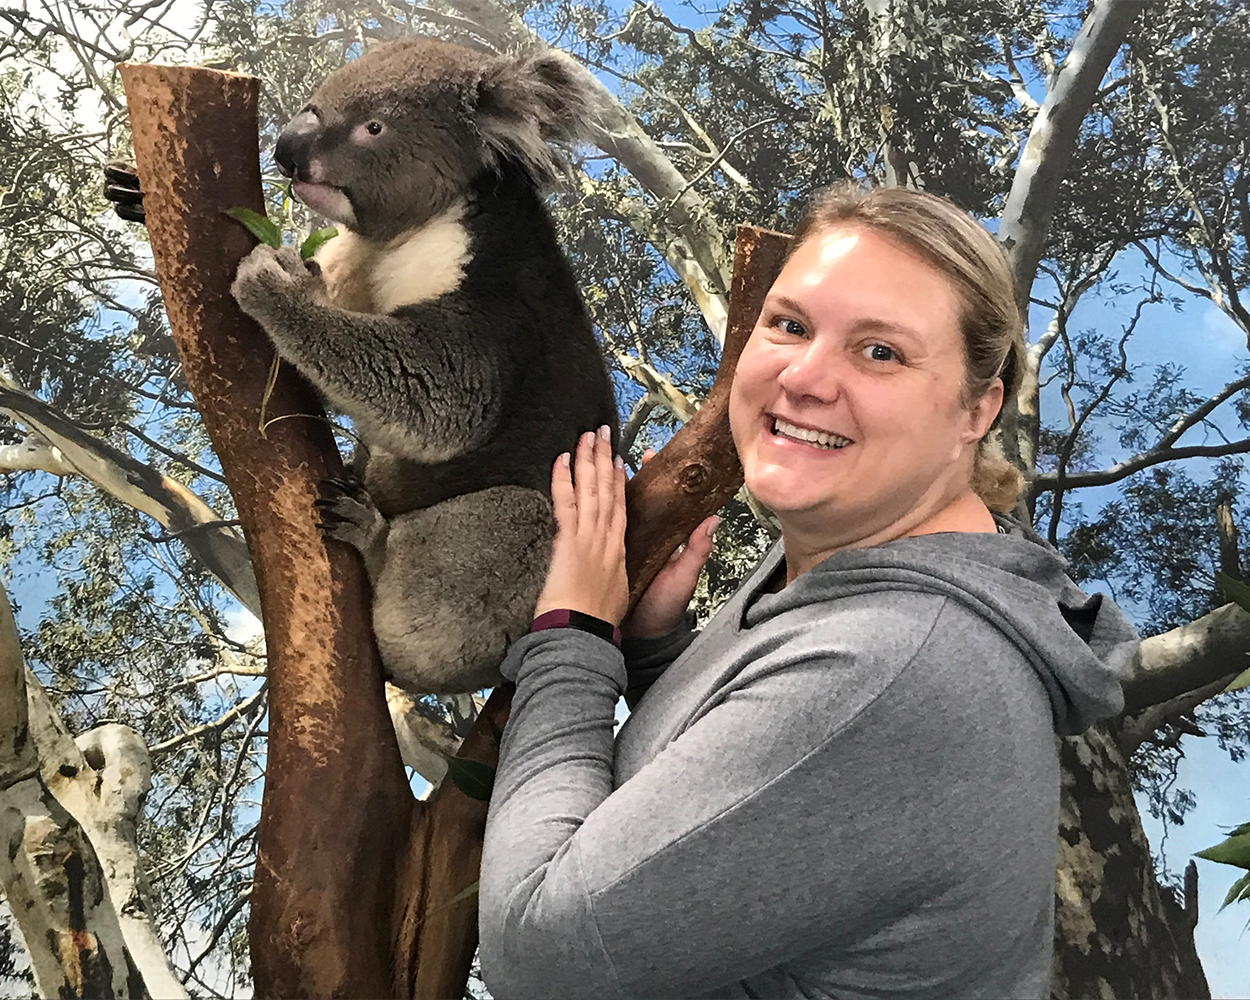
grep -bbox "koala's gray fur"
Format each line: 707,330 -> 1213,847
230,37 -> 618,694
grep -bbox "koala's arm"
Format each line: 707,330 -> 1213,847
232,244 -> 504,462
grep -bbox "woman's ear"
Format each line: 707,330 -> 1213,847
963,377 -> 1004,444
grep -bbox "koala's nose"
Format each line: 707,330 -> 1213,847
274,110 -> 320,178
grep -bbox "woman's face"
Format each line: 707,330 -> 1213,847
728,225 -> 1002,542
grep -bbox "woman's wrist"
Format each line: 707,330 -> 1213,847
531,608 -> 623,648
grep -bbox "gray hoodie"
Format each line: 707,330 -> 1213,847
479,520 -> 1131,999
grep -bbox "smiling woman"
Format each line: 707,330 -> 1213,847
478,184 -> 1132,1000
730,185 -> 1025,579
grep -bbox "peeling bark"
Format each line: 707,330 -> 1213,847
119,63 -> 411,998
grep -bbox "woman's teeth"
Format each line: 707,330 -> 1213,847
772,418 -> 850,450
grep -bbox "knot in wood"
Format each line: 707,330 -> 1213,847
679,463 -> 709,492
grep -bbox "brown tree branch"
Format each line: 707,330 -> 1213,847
1032,436 -> 1250,493
623,225 -> 789,597
119,63 -> 412,998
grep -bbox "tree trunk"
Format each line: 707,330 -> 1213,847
1053,724 -> 1209,998
119,64 -> 412,998
0,584 -> 164,999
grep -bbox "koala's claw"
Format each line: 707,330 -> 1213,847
104,161 -> 145,224
317,474 -> 364,497
316,478 -> 388,577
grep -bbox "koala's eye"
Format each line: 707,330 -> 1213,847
365,120 -> 384,135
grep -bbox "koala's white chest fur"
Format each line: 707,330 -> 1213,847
315,202 -> 472,314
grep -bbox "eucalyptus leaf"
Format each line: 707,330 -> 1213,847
444,756 -> 495,801
1195,830 -> 1250,869
1220,871 -> 1250,911
447,880 -> 479,906
1215,571 -> 1250,615
300,226 -> 338,260
1225,664 -> 1250,694
226,207 -> 281,248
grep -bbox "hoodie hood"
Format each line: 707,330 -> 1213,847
742,517 -> 1131,736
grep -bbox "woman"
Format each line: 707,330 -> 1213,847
478,185 -> 1131,999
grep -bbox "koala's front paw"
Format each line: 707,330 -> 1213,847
231,244 -> 324,321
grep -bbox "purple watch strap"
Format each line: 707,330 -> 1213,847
530,608 -> 622,648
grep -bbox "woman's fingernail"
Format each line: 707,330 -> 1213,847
613,455 -> 624,470
561,452 -> 571,468
581,431 -> 594,448
598,424 -> 611,442
707,516 -> 721,538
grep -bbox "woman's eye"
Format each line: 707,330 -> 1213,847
777,318 -> 806,337
863,343 -> 898,362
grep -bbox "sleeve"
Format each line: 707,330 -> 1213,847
478,595 -> 982,999
619,613 -> 697,709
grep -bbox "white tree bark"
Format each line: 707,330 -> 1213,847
0,581 -> 186,998
1122,602 -> 1250,717
998,0 -> 1141,311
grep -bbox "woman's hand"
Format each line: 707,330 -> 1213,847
533,425 -> 630,625
620,450 -> 719,640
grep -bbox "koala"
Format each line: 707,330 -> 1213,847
227,38 -> 619,694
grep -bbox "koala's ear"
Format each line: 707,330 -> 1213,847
475,49 -> 600,188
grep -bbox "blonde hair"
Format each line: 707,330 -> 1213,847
788,183 -> 1026,512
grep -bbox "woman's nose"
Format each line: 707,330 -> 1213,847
778,341 -> 842,402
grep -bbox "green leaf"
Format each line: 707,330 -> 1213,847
226,207 -> 281,248
1225,664 -> 1250,694
1220,871 -> 1250,911
299,226 -> 338,260
1215,571 -> 1250,615
1195,830 -> 1250,869
444,756 -> 495,801
446,880 -> 479,906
